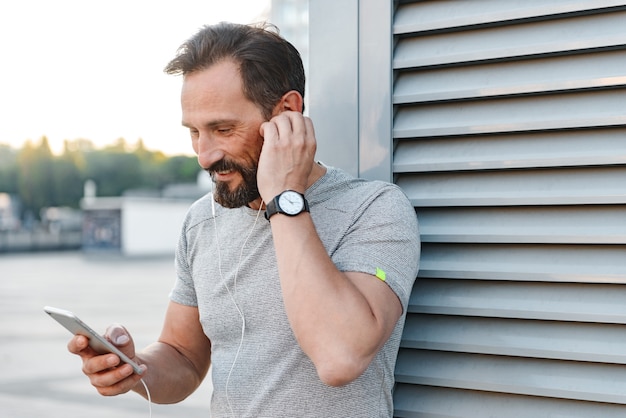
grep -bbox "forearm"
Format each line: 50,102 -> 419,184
258,112 -> 402,384
133,341 -> 208,403
270,213 -> 400,385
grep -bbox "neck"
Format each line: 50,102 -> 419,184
248,198 -> 265,211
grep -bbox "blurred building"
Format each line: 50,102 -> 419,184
81,172 -> 212,257
0,193 -> 20,231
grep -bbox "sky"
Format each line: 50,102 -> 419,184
0,0 -> 270,156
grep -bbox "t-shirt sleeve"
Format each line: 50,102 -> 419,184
169,216 -> 199,307
331,184 -> 420,311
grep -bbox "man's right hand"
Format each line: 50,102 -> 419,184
67,324 -> 146,396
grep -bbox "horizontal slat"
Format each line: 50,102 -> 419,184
409,279 -> 626,323
393,384 -> 626,418
419,244 -> 626,283
394,128 -> 626,173
395,349 -> 626,404
394,0 -> 626,34
394,49 -> 626,104
394,90 -> 626,139
402,314 -> 626,363
394,10 -> 626,68
415,205 -> 626,244
397,166 -> 626,206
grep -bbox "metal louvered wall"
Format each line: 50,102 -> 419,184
392,1 -> 626,417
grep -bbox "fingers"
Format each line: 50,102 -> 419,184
79,345 -> 144,396
260,119 -> 278,141
304,116 -> 315,140
258,112 -> 317,201
105,324 -> 135,355
261,111 -> 311,143
68,328 -> 143,397
67,334 -> 90,355
80,351 -> 121,375
273,111 -> 304,138
88,360 -> 143,396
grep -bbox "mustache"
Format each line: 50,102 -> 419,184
206,159 -> 240,175
206,158 -> 257,179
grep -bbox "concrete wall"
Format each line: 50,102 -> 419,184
121,198 -> 191,257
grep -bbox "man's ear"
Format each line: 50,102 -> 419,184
275,90 -> 303,114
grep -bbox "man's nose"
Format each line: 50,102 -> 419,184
195,134 -> 224,170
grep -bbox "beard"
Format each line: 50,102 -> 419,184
208,158 -> 260,209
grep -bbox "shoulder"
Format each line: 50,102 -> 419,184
181,192 -> 216,231
310,166 -> 414,216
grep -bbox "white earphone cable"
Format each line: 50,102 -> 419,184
140,377 -> 152,418
212,195 -> 264,417
133,195 -> 263,418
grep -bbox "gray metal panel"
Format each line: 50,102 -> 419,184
394,10 -> 626,68
397,167 -> 626,206
312,0 -> 626,415
308,0 -> 359,177
394,385 -> 626,418
392,1 -> 626,416
410,279 -> 626,323
310,0 -> 394,181
394,90 -> 626,138
394,128 -> 626,172
419,244 -> 626,282
357,0 -> 393,181
394,0 -> 626,34
416,206 -> 626,244
395,350 -> 626,404
394,49 -> 626,104
403,314 -> 626,363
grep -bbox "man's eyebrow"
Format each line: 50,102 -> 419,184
181,119 -> 238,128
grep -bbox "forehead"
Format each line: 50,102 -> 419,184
181,60 -> 246,107
180,60 -> 265,128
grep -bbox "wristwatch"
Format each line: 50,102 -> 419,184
265,190 -> 309,220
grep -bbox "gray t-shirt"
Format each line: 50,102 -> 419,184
171,165 -> 420,417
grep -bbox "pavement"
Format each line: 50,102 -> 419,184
0,251 -> 213,418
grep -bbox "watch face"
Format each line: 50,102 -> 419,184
278,191 -> 304,215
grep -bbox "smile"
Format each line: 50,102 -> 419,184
211,169 -> 239,182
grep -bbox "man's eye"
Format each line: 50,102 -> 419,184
217,128 -> 232,134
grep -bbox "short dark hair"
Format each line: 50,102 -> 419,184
164,22 -> 305,118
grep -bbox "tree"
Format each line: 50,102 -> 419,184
52,141 -> 86,208
134,138 -> 170,189
84,146 -> 144,196
163,155 -> 201,183
0,144 -> 18,194
17,137 -> 56,218
7,136 -> 200,220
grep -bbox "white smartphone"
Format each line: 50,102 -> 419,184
44,306 -> 144,375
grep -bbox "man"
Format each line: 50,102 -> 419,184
69,22 -> 420,417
